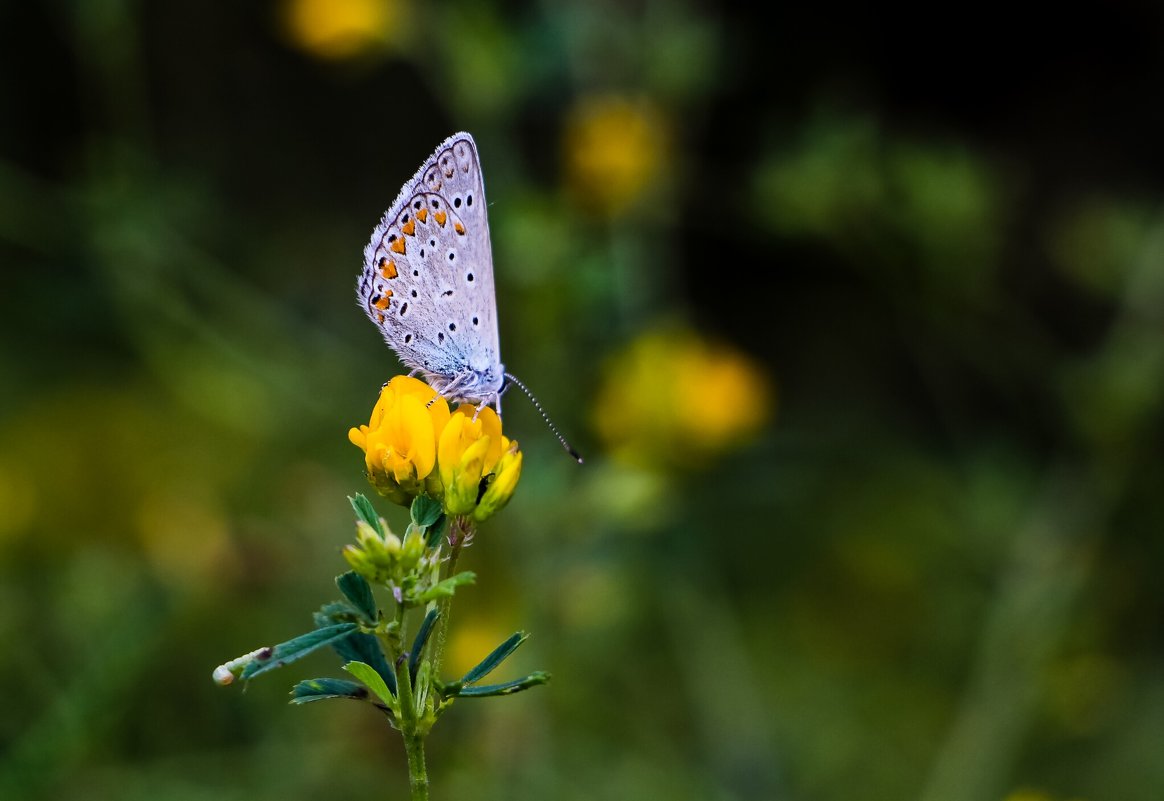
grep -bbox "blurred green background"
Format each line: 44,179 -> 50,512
3,1 -> 1163,800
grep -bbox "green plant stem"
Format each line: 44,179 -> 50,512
396,646 -> 429,801
428,516 -> 471,677
403,730 -> 428,801
389,516 -> 473,800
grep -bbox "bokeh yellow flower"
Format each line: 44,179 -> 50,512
563,94 -> 668,217
593,328 -> 773,468
349,376 -> 450,504
1002,790 -> 1087,801
281,0 -> 406,61
445,618 -> 510,678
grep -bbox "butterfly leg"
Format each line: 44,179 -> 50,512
426,372 -> 468,408
496,381 -> 513,417
472,400 -> 489,422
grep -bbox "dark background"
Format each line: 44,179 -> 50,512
2,1 -> 1163,800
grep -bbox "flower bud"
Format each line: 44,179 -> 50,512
401,526 -> 426,566
472,438 -> 522,523
438,405 -> 505,517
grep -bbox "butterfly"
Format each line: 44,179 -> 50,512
357,133 -> 582,461
358,133 -> 505,409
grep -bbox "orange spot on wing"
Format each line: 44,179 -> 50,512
434,211 -> 447,227
374,290 -> 393,310
401,219 -> 416,236
417,208 -> 428,222
391,238 -> 406,254
454,222 -> 465,235
377,313 -> 385,323
379,259 -> 398,279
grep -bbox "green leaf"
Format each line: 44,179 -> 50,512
409,607 -> 440,682
290,678 -> 369,705
334,632 -> 397,697
416,571 -> 476,604
451,672 -> 551,697
241,623 -> 358,680
410,495 -> 443,528
349,494 -> 380,530
336,571 -> 378,624
461,632 -> 528,686
344,660 -> 396,707
413,660 -> 432,713
313,601 -> 358,627
424,512 -> 448,547
311,602 -> 396,695
435,679 -> 463,696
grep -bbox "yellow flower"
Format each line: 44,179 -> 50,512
473,437 -> 522,523
592,328 -> 773,468
349,376 -> 450,504
563,94 -> 668,217
351,381 -> 523,520
436,404 -> 520,521
281,0 -> 407,61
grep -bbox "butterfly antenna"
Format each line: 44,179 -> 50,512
504,372 -> 583,464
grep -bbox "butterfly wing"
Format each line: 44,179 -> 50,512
359,133 -> 501,392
